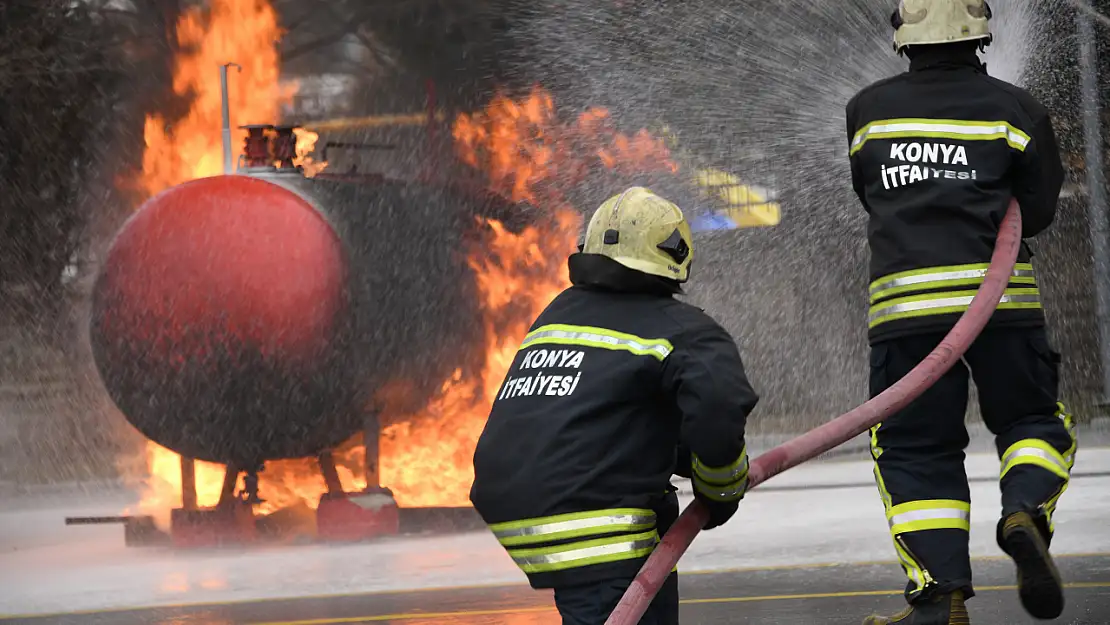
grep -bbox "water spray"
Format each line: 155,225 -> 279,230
1075,3 -> 1110,407
1065,0 -> 1110,29
605,200 -> 1025,625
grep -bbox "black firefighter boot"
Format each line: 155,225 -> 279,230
998,511 -> 1065,619
862,592 -> 970,625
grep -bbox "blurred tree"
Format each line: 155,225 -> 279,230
274,0 -> 516,110
0,0 -> 176,484
0,1 -> 125,330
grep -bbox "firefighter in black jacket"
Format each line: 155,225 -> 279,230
845,2 -> 1077,623
470,187 -> 758,625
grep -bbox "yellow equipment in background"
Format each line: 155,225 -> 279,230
655,124 -> 782,229
693,168 -> 781,228
301,113 -> 783,229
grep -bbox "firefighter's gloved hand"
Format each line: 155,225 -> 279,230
694,493 -> 739,530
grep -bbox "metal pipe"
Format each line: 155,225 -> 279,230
318,451 -> 344,495
364,411 -> 380,489
1077,8 -> 1110,405
180,456 -> 197,510
218,463 -> 240,508
220,63 -> 242,174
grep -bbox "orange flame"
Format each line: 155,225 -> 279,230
139,0 -> 294,197
376,86 -> 679,506
293,127 -> 328,177
379,212 -> 580,506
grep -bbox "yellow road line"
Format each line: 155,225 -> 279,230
254,606 -> 552,624
254,582 -> 1110,625
4,552 -> 1109,620
679,550 -> 1109,576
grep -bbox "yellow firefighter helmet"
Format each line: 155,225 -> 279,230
582,187 -> 694,283
892,0 -> 993,54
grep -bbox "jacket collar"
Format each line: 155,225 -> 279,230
568,253 -> 682,296
908,48 -> 987,74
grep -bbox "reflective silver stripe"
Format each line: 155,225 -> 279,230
692,454 -> 749,484
868,293 -> 1041,326
522,327 -> 672,359
1001,446 -> 1071,477
491,512 -> 655,542
692,474 -> 749,502
850,119 -> 1031,154
888,507 -> 971,530
510,535 -> 657,569
870,266 -> 1036,299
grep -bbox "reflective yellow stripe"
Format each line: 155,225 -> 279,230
869,425 -> 892,509
489,508 -> 656,547
1000,439 -> 1072,481
869,426 -> 933,593
868,288 -> 1041,329
1044,403 -> 1079,534
850,118 -> 1031,155
507,529 -> 658,574
869,263 -> 1037,304
691,448 -> 750,502
893,538 -> 929,591
887,500 -> 971,535
522,324 -> 673,360
1058,402 -> 1078,467
692,473 -> 749,502
692,448 -> 749,484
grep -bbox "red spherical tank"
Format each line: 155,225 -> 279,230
91,175 -> 355,465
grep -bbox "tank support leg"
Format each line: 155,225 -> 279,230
318,451 -> 344,495
218,464 -> 239,508
364,411 -> 380,489
241,465 -> 264,504
180,456 -> 197,510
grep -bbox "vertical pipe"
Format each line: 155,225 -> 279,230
220,63 -> 241,174
218,464 -> 240,507
1077,8 -> 1110,405
220,65 -> 232,174
180,456 -> 197,510
318,451 -> 344,495
364,411 -> 380,489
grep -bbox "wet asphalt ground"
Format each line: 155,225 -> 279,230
4,553 -> 1107,625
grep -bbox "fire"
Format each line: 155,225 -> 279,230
138,0 -> 293,197
451,85 -> 679,206
127,71 -> 678,518
376,85 -> 679,506
125,0 -> 343,522
133,442 -> 367,528
379,213 -> 580,506
293,127 -> 328,177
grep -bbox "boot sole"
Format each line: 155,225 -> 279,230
1002,523 -> 1064,619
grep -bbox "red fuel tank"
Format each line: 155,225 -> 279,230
90,173 -> 501,466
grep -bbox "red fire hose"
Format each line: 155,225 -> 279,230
604,199 -> 1023,625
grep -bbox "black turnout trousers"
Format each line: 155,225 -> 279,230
868,327 -> 1076,603
552,491 -> 681,625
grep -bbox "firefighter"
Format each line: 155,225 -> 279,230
469,187 -> 758,625
845,1 -> 1077,623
